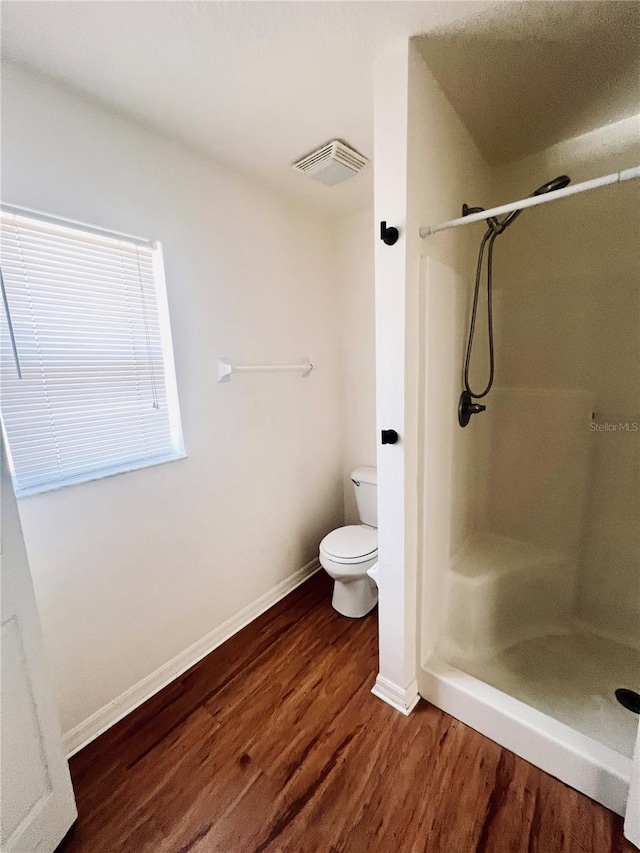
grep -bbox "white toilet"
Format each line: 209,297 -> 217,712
319,466 -> 378,618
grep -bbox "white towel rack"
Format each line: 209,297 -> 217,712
217,358 -> 313,383
419,165 -> 640,238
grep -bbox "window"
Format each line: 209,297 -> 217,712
0,207 -> 185,496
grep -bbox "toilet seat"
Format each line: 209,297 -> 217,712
320,524 -> 377,563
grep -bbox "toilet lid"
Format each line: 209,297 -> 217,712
320,525 -> 377,560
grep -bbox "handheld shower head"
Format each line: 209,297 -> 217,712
459,174 -> 572,426
500,174 -> 571,229
532,175 -> 571,196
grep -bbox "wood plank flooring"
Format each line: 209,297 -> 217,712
59,571 -> 634,853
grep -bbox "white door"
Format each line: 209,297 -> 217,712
1,443 -> 77,852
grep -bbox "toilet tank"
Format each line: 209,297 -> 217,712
351,466 -> 377,527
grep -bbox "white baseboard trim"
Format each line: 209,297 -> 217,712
371,674 -> 421,716
64,558 -> 321,757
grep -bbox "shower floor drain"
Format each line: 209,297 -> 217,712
615,688 -> 640,714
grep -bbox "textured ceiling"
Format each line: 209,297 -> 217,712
417,2 -> 640,164
3,2 -> 639,215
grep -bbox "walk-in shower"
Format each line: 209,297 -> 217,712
417,161 -> 640,818
458,176 -> 571,427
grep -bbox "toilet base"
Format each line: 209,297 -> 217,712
331,577 -> 378,618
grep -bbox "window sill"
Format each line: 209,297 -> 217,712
15,452 -> 187,499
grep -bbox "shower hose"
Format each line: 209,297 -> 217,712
464,227 -> 500,399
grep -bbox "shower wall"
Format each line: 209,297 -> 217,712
492,118 -> 640,649
406,41 -> 493,663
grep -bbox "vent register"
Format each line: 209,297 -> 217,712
292,140 -> 368,186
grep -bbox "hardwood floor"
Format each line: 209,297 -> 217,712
60,571 -> 634,853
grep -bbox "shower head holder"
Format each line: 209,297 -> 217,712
458,390 -> 486,427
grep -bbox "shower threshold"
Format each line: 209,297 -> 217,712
418,642 -> 635,816
445,631 -> 639,757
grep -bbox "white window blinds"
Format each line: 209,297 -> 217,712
0,208 -> 184,495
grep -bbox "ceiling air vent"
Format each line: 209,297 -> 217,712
292,140 -> 368,186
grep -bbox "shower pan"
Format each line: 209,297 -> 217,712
437,388 -> 638,759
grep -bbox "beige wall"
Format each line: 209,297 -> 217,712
371,40 -> 420,700
2,63 -> 347,735
492,119 -> 640,647
335,209 -> 376,524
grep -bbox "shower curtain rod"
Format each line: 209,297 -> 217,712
419,165 -> 640,238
